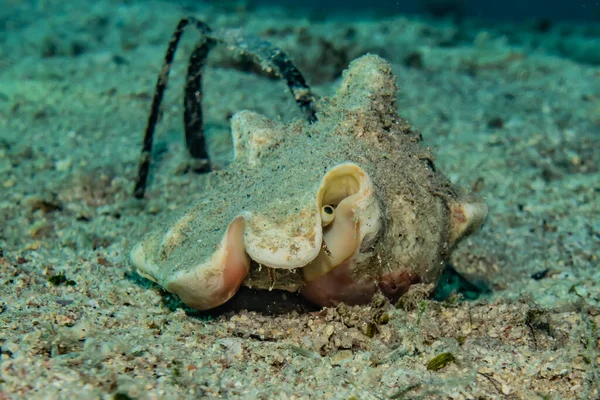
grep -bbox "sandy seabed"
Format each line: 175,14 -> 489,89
0,1 -> 599,398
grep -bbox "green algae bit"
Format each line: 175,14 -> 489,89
427,352 -> 456,371
48,273 -> 76,286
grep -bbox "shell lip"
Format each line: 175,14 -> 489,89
243,162 -> 381,273
233,163 -> 381,288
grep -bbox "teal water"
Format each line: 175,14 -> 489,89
0,1 -> 599,398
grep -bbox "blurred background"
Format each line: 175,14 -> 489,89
252,0 -> 600,21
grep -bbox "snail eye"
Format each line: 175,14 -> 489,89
321,205 -> 336,227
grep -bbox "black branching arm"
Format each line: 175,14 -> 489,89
133,17 -> 317,199
183,38 -> 215,172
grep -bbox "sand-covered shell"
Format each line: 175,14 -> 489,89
131,54 -> 487,310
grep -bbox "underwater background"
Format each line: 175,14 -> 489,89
0,0 -> 599,398
261,0 -> 600,21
